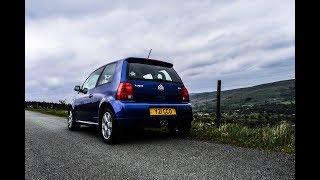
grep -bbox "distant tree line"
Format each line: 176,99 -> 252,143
25,100 -> 70,110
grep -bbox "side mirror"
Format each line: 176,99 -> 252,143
74,85 -> 81,92
82,88 -> 88,94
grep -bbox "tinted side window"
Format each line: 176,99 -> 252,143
97,63 -> 116,85
82,67 -> 104,90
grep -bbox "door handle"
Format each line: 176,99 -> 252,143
89,94 -> 93,98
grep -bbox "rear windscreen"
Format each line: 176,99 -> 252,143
127,62 -> 182,83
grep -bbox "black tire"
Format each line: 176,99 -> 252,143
168,123 -> 178,137
132,124 -> 145,136
176,120 -> 191,138
67,110 -> 80,131
99,108 -> 119,144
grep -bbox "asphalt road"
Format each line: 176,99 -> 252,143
25,110 -> 295,180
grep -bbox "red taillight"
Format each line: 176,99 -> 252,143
116,82 -> 134,100
181,87 -> 189,102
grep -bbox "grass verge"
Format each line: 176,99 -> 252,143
26,108 -> 68,117
190,121 -> 295,154
26,108 -> 294,154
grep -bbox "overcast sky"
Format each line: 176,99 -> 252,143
26,0 -> 295,103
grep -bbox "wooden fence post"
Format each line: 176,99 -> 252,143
216,80 -> 221,128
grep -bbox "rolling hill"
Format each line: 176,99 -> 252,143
190,79 -> 295,113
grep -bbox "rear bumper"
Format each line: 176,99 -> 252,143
111,101 -> 193,128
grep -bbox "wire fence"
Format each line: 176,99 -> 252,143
191,79 -> 295,127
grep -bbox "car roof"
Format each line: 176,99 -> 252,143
96,57 -> 173,72
123,57 -> 173,68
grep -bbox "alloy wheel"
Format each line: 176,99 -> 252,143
101,112 -> 113,140
68,111 -> 73,128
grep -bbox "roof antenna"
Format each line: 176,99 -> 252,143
147,49 -> 152,59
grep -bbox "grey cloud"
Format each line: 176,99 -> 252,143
26,0 -> 295,102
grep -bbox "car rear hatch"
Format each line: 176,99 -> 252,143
125,58 -> 184,103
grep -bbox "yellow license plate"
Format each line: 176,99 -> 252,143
149,108 -> 177,116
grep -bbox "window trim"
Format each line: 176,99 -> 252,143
81,65 -> 105,91
96,62 -> 117,87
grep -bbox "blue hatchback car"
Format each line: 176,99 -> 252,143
68,57 -> 193,143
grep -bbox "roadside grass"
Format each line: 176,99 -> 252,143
25,108 -> 294,154
190,121 -> 295,154
26,107 -> 68,117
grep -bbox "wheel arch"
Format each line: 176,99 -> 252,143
98,101 -> 116,124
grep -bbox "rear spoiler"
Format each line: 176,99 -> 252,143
125,57 -> 173,68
